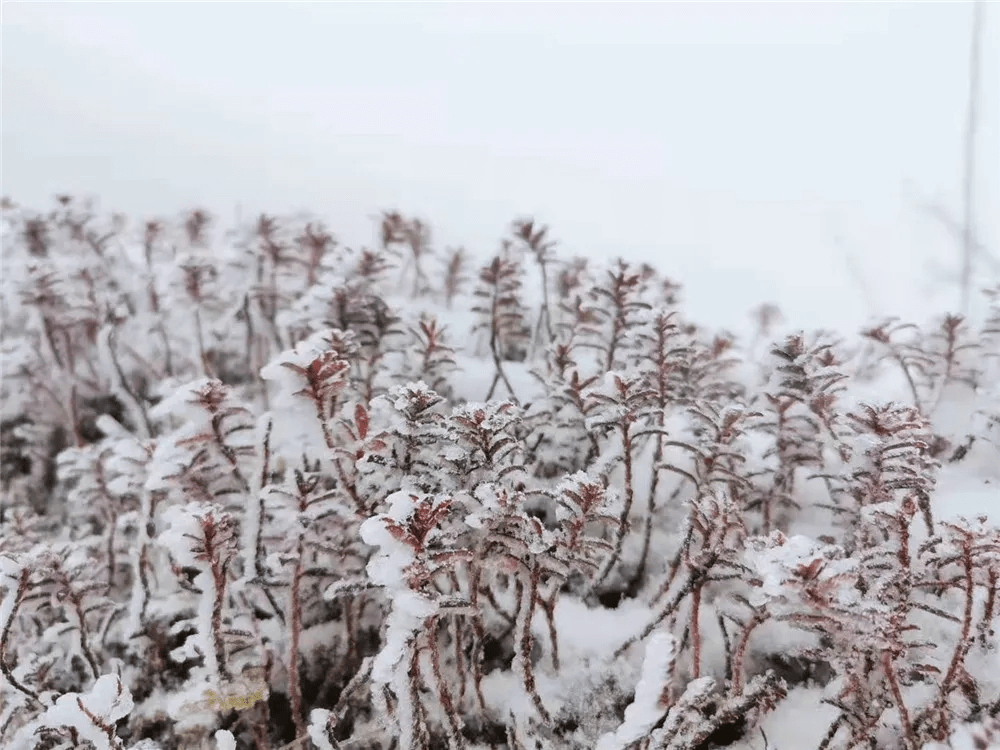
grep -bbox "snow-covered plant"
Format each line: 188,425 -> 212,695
400,315 -> 459,401
839,402 -> 939,542
510,218 -> 557,357
473,246 -> 530,401
57,441 -> 136,589
924,715 -> 1000,750
441,246 -> 471,310
647,671 -> 786,750
547,471 -> 621,586
583,371 -> 657,591
587,259 -> 654,373
525,360 -> 603,479
678,328 -> 744,404
6,673 -> 136,750
2,546 -> 60,713
359,490 -> 473,749
631,308 -> 691,554
358,382 -> 452,500
618,487 -> 748,684
446,399 -> 527,492
752,333 -> 850,533
158,502 -> 242,681
261,329 -> 359,468
146,379 -> 256,510
552,266 -> 604,368
3,198 -> 999,750
861,318 -> 944,415
380,211 -> 435,299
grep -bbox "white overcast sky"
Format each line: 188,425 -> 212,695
3,2 -> 998,332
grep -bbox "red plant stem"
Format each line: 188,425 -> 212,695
636,397 -> 668,585
467,562 -> 488,711
981,569 -> 997,646
76,694 -> 123,750
816,715 -> 846,750
653,545 -> 686,605
940,541 -> 975,702
484,273 -> 518,403
541,588 -> 560,672
62,327 -> 77,376
334,458 -> 365,515
209,415 -> 249,493
763,409 -> 789,535
251,420 -> 284,624
897,509 -> 912,575
892,349 -> 923,413
193,307 -> 212,377
882,650 -> 918,750
617,570 -> 699,659
451,617 -> 466,705
210,556 -> 230,681
105,326 -> 154,437
690,583 -> 703,678
427,618 -> 464,749
591,420 -> 635,590
517,563 -> 550,722
604,273 -> 628,371
251,711 -> 270,750
731,612 -> 768,692
105,511 -> 118,591
253,652 -> 276,749
41,315 -> 65,369
68,589 -> 100,679
311,389 -> 339,451
288,538 -> 307,739
0,568 -> 41,704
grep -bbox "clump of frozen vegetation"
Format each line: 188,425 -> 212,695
1,198 -> 998,749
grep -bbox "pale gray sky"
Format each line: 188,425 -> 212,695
3,2 -> 998,332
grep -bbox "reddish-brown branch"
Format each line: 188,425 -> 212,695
288,538 -> 307,740
883,650 -> 919,750
516,563 -> 550,722
690,582 -> 703,678
590,418 -> 636,591
0,569 -> 42,705
938,539 -> 976,712
730,611 -> 769,692
981,568 -> 997,647
428,617 -> 464,749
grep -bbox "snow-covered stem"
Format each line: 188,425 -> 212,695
729,609 -> 768,693
512,559 -> 550,722
160,502 -> 239,681
287,537 -> 307,740
934,526 -> 977,717
586,372 -> 654,592
426,616 -> 465,750
634,310 -> 686,587
473,248 -> 526,403
0,563 -> 40,705
882,649 -> 918,750
511,218 -> 556,358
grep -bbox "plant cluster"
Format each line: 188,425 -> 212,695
1,197 -> 998,750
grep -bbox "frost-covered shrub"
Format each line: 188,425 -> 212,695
1,198 -> 998,750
